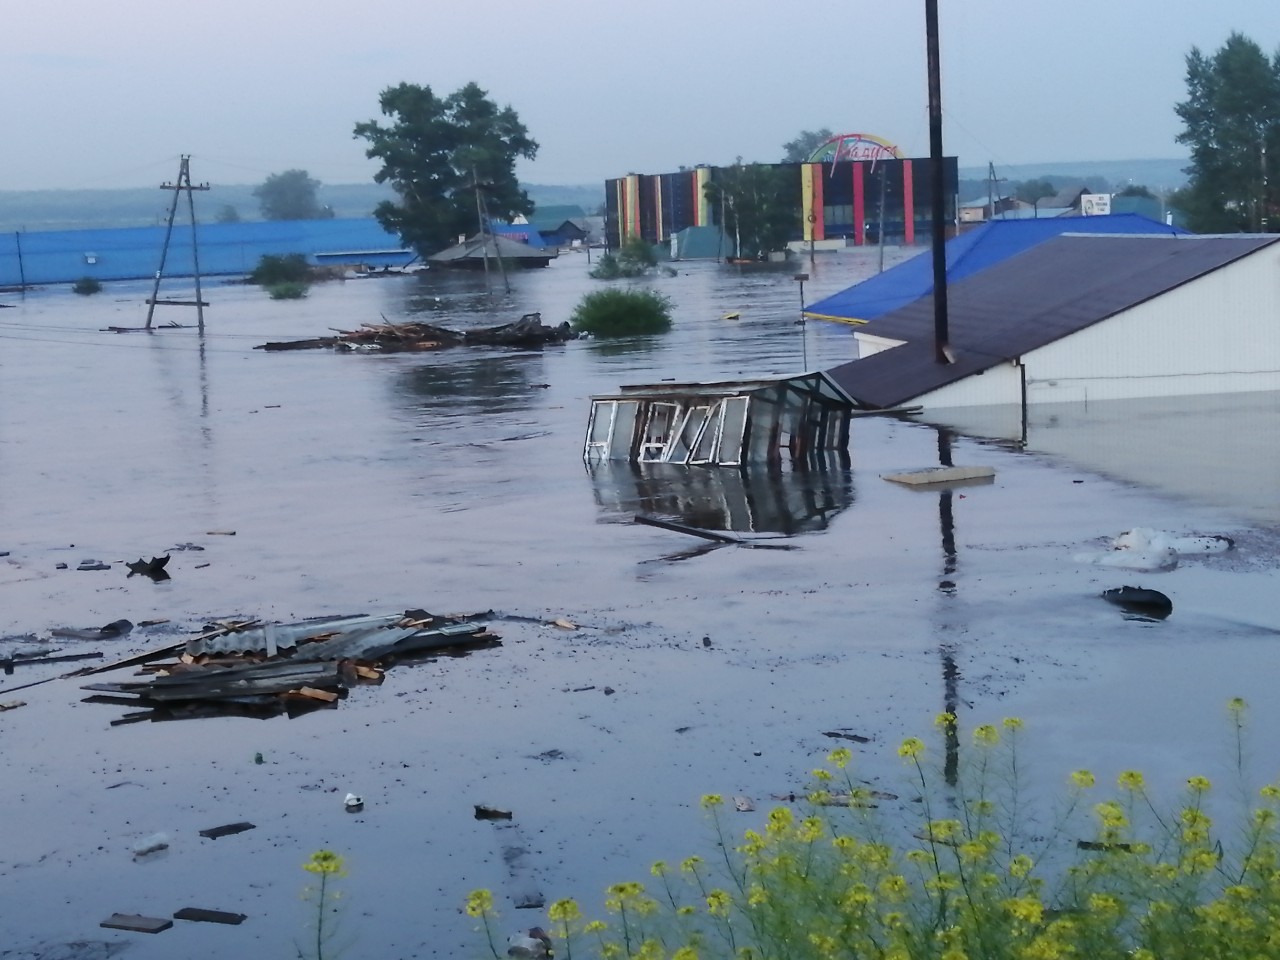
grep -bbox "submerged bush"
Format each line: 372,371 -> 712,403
570,288 -> 672,337
471,700 -> 1280,960
267,281 -> 309,300
250,253 -> 312,286
72,276 -> 102,295
590,237 -> 660,279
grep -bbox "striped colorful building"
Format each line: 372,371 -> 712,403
606,158 -> 958,254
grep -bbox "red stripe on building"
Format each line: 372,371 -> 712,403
852,162 -> 866,246
902,160 -> 915,245
812,165 -> 826,241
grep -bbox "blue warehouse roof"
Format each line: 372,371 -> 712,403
803,214 -> 1186,326
0,218 -> 414,287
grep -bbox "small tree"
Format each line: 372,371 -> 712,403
1175,33 -> 1280,232
704,161 -> 797,259
782,128 -> 835,163
215,204 -> 241,224
250,253 -> 312,286
1015,179 -> 1056,204
571,289 -> 672,337
254,170 -> 326,221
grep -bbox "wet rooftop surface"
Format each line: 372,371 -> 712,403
1,252 -> 1278,958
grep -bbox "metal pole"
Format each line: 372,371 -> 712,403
878,165 -> 888,273
146,162 -> 184,329
925,0 -> 951,364
14,231 -> 25,289
472,170 -> 491,294
795,273 -> 808,370
182,158 -> 206,334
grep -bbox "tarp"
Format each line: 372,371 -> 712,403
803,214 -> 1187,326
670,225 -> 731,260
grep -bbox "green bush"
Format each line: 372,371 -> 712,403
250,253 -> 312,286
570,288 -> 672,337
267,281 -> 309,300
590,238 -> 660,280
72,276 -> 102,295
471,701 -> 1280,960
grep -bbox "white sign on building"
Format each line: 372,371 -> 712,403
1081,193 -> 1112,216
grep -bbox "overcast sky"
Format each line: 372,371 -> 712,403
4,0 -> 1276,192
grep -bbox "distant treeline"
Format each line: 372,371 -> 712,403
0,181 -> 605,233
956,158 -> 1189,200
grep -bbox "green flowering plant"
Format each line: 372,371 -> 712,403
469,699 -> 1280,959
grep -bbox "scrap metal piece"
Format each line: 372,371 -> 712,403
100,914 -> 173,934
173,907 -> 247,925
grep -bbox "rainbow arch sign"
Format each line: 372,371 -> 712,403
807,133 -> 902,163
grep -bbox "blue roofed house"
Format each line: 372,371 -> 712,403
802,213 -> 1185,329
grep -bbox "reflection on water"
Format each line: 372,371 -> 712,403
587,455 -> 854,534
921,392 -> 1280,529
395,353 -> 544,418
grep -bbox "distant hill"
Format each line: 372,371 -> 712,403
0,181 -> 605,232
958,158 -> 1189,193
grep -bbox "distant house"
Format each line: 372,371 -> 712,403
1037,184 -> 1093,214
957,191 -> 1023,223
427,233 -> 557,269
825,233 -> 1280,410
524,204 -> 590,247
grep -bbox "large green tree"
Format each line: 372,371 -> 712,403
704,161 -> 797,259
353,82 -> 538,256
1174,33 -> 1280,232
781,128 -> 835,163
253,169 -> 330,220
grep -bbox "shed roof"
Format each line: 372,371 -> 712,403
804,213 -> 1184,325
428,233 -> 555,263
826,233 -> 1278,409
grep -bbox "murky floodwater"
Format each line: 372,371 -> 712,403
1,252 -> 1278,959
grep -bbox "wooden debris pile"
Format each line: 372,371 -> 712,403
80,610 -> 500,723
256,311 -> 578,353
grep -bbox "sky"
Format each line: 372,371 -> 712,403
3,0 -> 1276,192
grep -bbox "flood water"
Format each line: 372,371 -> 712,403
1,251 -> 1278,959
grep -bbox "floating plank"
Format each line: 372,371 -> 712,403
174,907 -> 247,925
101,913 -> 173,933
292,686 -> 339,702
882,465 -> 996,487
199,821 -> 256,839
0,700 -> 26,711
633,515 -> 740,544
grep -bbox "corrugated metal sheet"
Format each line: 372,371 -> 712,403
188,613 -> 406,656
827,234 -> 1279,409
803,214 -> 1186,325
0,218 -> 413,286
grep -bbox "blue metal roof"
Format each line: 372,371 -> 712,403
803,214 -> 1187,325
0,218 -> 413,286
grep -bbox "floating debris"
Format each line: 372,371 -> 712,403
256,313 -> 576,353
1102,586 -> 1173,620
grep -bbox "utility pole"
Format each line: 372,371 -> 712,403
925,0 -> 951,365
985,162 -> 1006,221
146,155 -> 209,332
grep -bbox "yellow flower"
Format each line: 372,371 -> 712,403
1094,800 -> 1128,829
928,819 -> 961,841
548,898 -> 581,923
898,737 -> 924,760
747,884 -> 768,906
681,856 -> 704,874
672,948 -> 699,960
1187,775 -> 1212,793
676,905 -> 695,916
706,889 -> 732,917
584,920 -> 607,934
766,807 -> 793,836
650,860 -> 667,877
1260,784 -> 1280,801
878,875 -> 910,901
1254,808 -> 1277,828
828,747 -> 852,768
1010,855 -> 1034,879
1002,717 -> 1024,731
303,849 -> 346,876
1228,697 -> 1247,717
1088,893 -> 1120,915
601,944 -> 622,960
935,712 -> 957,729
812,767 -> 833,782
973,724 -> 999,746
1070,769 -> 1095,789
465,888 -> 494,918
1003,896 -> 1044,925
1117,770 -> 1145,792
701,794 -> 724,809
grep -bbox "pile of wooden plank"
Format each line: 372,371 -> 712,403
79,610 -> 500,724
256,312 -> 577,353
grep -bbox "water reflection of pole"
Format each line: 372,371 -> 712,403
937,425 -> 960,787
794,273 -> 809,370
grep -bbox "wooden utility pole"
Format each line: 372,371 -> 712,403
925,0 -> 951,365
146,155 -> 209,332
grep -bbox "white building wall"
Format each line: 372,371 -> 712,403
914,360 -> 1024,407
920,243 -> 1280,410
852,332 -> 906,358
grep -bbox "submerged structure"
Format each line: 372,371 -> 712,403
584,373 -> 857,468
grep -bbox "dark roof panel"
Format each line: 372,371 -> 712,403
828,234 -> 1278,408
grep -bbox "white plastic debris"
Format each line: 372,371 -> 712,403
343,793 -> 364,812
131,832 -> 170,858
1113,528 -> 1234,555
1074,547 -> 1178,572
507,927 -> 552,958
